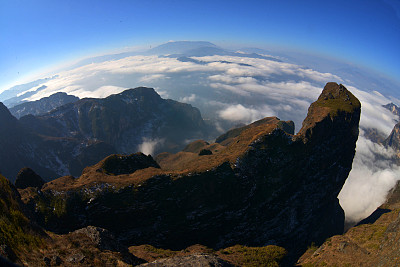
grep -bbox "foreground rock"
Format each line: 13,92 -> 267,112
24,82 -> 360,264
298,180 -> 400,266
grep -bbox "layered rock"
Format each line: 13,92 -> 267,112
25,82 -> 360,263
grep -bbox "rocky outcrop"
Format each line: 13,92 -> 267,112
138,253 -> 233,266
26,82 -> 360,264
73,226 -> 122,251
14,168 -> 45,189
96,153 -> 160,175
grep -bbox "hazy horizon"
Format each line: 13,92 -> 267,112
1,0 -> 399,92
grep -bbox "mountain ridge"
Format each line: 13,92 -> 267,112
19,82 -> 360,265
0,87 -> 211,181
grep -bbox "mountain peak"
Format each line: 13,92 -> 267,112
148,41 -> 218,55
297,82 -> 361,141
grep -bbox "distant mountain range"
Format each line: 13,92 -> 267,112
9,92 -> 79,119
0,87 -> 212,181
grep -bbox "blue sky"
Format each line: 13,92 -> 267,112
1,0 -> 399,91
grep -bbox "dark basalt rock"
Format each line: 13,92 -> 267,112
29,83 -> 361,264
15,168 -> 45,189
198,149 -> 212,156
98,153 -> 160,175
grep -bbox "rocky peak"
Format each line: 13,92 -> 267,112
383,102 -> 400,118
384,122 -> 400,151
116,87 -> 161,100
296,82 -> 360,142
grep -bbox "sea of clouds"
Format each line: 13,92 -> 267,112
14,53 -> 400,223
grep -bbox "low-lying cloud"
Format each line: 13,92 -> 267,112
138,138 -> 164,156
218,104 -> 275,124
339,134 -> 400,223
338,86 -> 399,223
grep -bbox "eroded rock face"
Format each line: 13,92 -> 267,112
27,83 -> 361,263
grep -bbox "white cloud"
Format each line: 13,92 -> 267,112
218,104 -> 275,123
336,85 -> 400,223
139,74 -> 166,83
180,94 -> 196,103
71,85 -> 126,99
154,88 -> 169,99
339,134 -> 400,223
138,138 -> 164,156
19,54 -> 343,106
346,85 -> 398,135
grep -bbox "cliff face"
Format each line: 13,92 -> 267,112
24,82 -> 360,263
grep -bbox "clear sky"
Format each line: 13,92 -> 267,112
1,0 -> 399,91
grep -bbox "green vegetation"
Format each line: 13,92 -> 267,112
141,244 -> 177,258
350,224 -> 387,250
219,244 -> 287,267
0,175 -> 43,257
315,85 -> 361,118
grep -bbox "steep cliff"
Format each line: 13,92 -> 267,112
23,82 -> 360,263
